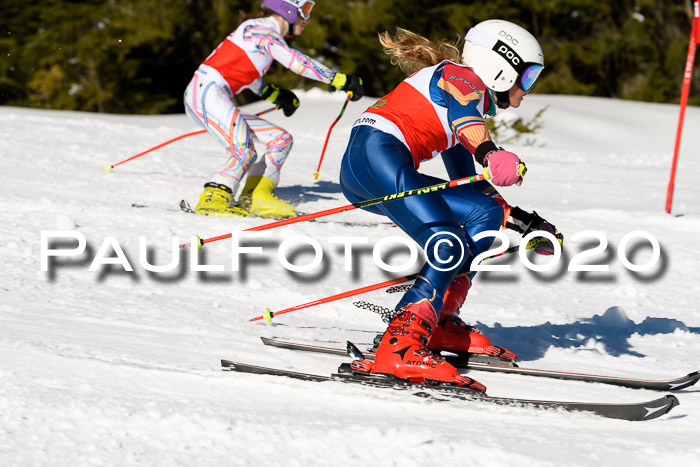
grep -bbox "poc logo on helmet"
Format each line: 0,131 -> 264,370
498,45 -> 521,66
499,30 -> 519,45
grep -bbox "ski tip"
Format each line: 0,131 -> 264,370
103,164 -> 113,172
662,394 -> 680,414
312,171 -> 321,181
221,359 -> 234,370
179,199 -> 195,214
671,370 -> 700,390
346,341 -> 365,360
667,394 -> 681,407
640,395 -> 680,421
195,235 -> 203,251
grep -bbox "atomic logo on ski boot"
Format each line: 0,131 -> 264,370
366,304 -> 487,392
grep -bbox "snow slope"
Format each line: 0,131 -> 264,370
1,91 -> 699,466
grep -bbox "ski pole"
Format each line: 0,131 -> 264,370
104,107 -> 278,172
250,242 -> 537,322
481,237 -> 548,262
312,95 -> 351,180
252,106 -> 278,118
251,274 -> 418,322
103,129 -> 205,172
382,239 -> 548,294
180,171 -> 491,250
250,236 -> 549,322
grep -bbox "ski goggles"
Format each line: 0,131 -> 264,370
519,63 -> 543,92
292,0 -> 315,20
466,28 -> 544,92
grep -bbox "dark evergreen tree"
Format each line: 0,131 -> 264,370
1,0 -> 697,113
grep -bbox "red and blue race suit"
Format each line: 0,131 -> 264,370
340,61 -> 509,317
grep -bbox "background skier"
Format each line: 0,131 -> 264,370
184,0 -> 364,219
340,20 -> 563,387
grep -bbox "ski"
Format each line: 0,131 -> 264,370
131,203 -> 180,213
221,359 -> 680,421
260,337 -> 700,392
180,199 -> 195,213
179,199 -> 392,226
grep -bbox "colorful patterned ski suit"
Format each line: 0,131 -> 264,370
184,16 -> 338,193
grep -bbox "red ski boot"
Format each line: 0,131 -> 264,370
427,276 -> 517,363
427,312 -> 516,362
352,300 -> 486,392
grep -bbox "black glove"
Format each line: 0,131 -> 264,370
261,83 -> 300,117
331,73 -> 365,101
506,207 -> 564,256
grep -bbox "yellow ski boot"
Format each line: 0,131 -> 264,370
194,183 -> 250,217
238,175 -> 296,219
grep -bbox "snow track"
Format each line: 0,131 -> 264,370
1,92 -> 699,465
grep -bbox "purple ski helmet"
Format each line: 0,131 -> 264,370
261,0 -> 315,25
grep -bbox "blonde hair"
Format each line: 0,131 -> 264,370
379,28 -> 462,74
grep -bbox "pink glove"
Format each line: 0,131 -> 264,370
485,150 -> 525,187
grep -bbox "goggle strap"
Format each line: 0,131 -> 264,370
465,28 -> 498,50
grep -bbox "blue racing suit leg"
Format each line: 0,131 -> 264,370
340,126 -> 505,318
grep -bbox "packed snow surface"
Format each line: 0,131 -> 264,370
1,91 -> 699,466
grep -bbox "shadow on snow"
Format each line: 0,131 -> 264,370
477,306 -> 700,361
275,181 -> 342,204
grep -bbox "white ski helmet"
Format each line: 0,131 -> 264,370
462,19 -> 544,94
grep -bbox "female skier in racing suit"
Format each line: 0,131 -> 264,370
184,0 -> 363,219
339,20 -> 562,390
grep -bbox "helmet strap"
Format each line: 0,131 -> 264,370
485,89 -> 498,116
495,90 -> 510,109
